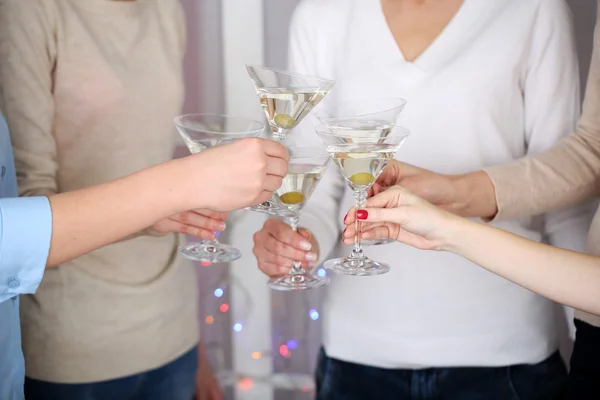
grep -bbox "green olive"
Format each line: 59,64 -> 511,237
274,113 -> 297,129
350,173 -> 374,186
279,191 -> 305,205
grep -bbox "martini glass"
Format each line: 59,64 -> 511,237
315,121 -> 410,276
174,113 -> 265,263
246,65 -> 335,216
268,144 -> 331,290
316,97 -> 407,246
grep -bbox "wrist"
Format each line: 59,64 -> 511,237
145,157 -> 199,215
436,213 -> 473,253
451,171 -> 498,219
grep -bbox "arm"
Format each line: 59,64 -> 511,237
44,158 -> 196,267
450,219 -> 600,316
343,187 -> 600,316
0,157 -> 195,303
1,137 -> 288,288
447,218 -> 600,316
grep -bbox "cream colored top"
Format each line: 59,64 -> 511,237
0,0 -> 199,382
486,1 -> 600,328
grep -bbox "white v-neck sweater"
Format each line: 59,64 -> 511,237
292,0 -> 593,368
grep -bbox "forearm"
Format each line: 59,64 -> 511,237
451,139 -> 600,221
46,159 -> 189,266
444,217 -> 600,315
483,135 -> 600,221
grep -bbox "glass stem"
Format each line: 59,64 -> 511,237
272,132 -> 285,143
285,216 -> 304,275
351,190 -> 367,259
203,237 -> 220,253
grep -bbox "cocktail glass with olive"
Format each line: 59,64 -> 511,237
245,65 -> 335,216
267,144 -> 331,291
315,97 -> 407,246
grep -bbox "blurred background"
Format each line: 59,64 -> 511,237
178,1 -> 598,399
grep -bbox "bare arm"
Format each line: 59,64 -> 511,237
446,218 -> 600,316
46,158 -> 189,266
46,137 -> 289,266
344,187 -> 600,316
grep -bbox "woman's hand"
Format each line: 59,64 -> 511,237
252,219 -> 318,277
187,138 -> 289,212
371,160 -> 498,218
342,186 -> 458,251
147,209 -> 228,240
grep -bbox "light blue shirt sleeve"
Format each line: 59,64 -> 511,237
0,196 -> 52,303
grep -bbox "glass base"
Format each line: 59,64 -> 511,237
324,257 -> 390,276
246,199 -> 295,217
268,273 -> 330,291
362,238 -> 395,246
178,241 -> 241,263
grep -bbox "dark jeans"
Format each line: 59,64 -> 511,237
566,319 -> 600,400
24,346 -> 198,400
316,348 -> 567,400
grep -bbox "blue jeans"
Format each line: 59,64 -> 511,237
24,346 -> 198,400
316,348 -> 566,400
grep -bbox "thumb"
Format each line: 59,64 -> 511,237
356,207 -> 407,225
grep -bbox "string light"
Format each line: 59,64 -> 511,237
279,344 -> 290,358
197,257 -> 322,372
237,378 -> 253,390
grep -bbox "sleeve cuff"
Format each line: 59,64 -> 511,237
0,196 -> 52,300
481,167 -> 518,223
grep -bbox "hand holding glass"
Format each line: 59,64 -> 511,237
174,113 -> 265,263
316,121 -> 410,276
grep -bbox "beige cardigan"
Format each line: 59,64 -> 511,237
485,1 -> 600,327
0,0 -> 199,382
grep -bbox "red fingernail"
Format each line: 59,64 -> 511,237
343,213 -> 348,222
356,210 -> 368,220
343,228 -> 347,236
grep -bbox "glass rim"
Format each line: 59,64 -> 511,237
245,64 -> 336,86
281,143 -> 329,159
174,113 -> 265,136
316,97 -> 408,120
314,122 -> 411,139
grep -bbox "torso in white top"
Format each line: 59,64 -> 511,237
291,0 -> 591,368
